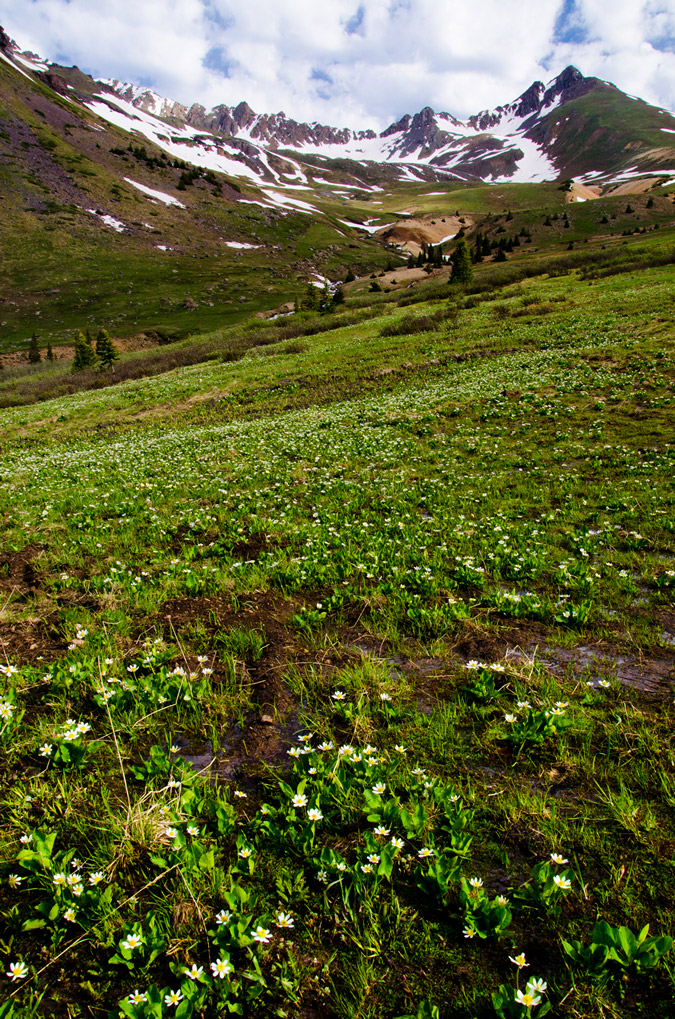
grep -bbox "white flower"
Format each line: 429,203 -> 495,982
164,990 -> 183,1007
553,874 -> 572,890
252,926 -> 272,943
527,978 -> 547,994
361,863 -> 374,874
509,953 -> 529,969
187,825 -> 199,836
307,807 -> 323,821
39,743 -> 53,757
332,690 -> 346,701
215,909 -> 232,925
504,713 -> 517,723
7,961 -> 28,982
238,847 -> 252,859
418,847 -> 434,858
52,873 -> 66,887
379,692 -> 392,702
550,853 -> 568,865
89,872 -> 105,885
516,989 -> 541,1007
128,990 -> 147,1004
183,964 -> 204,980
318,741 -> 334,751
367,853 -> 380,864
469,877 -> 483,888
394,745 -> 407,753
234,790 -> 247,798
463,925 -> 476,938
121,933 -> 143,951
8,874 -> 23,889
291,793 -> 308,808
371,782 -> 386,795
496,895 -> 509,906
391,837 -> 404,849
275,912 -> 294,928
374,826 -> 390,836
64,907 -> 76,922
211,957 -> 234,979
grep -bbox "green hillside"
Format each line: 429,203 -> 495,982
0,229 -> 674,1018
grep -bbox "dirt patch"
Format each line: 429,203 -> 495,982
159,591 -> 306,774
0,544 -> 43,600
566,182 -> 602,203
375,215 -> 472,254
0,616 -> 67,667
534,642 -> 675,695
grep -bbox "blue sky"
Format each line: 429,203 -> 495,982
2,0 -> 674,127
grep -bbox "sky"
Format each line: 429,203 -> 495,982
1,0 -> 674,129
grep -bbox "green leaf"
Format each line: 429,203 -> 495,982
22,918 -> 47,931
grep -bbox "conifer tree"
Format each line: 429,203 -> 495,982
46,341 -> 54,361
450,238 -> 473,284
95,328 -> 119,370
28,333 -> 41,364
72,331 -> 97,372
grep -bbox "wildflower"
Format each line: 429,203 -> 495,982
165,827 -> 178,840
367,853 -> 380,864
371,782 -> 386,795
553,874 -> 572,890
276,912 -> 294,928
128,990 -> 147,1004
338,744 -> 354,756
332,690 -> 346,701
53,873 -> 67,887
509,953 -> 529,969
394,745 -> 407,753
19,834 -> 32,844
64,908 -> 76,922
238,847 -> 252,859
599,679 -> 611,689
527,978 -> 547,994
121,933 -> 144,951
336,861 -> 347,872
463,926 -> 476,939
75,722 -> 91,734
516,989 -> 541,1007
66,872 -> 81,886
6,961 -> 28,982
234,790 -> 247,798
317,869 -> 329,882
8,874 -> 23,889
318,741 -> 334,751
307,807 -> 323,821
379,692 -> 392,702
71,883 -> 84,897
550,853 -> 568,865
187,825 -> 199,836
39,744 -> 53,757
516,701 -> 531,709
291,793 -> 308,808
252,926 -> 272,943
496,895 -> 509,906
469,877 -> 483,888
418,847 -> 434,858
183,964 -> 204,980
166,779 -> 180,789
164,990 -> 183,1007
391,837 -> 404,849
504,713 -> 517,723
215,909 -> 232,925
211,958 -> 234,979
373,825 -> 390,836
287,746 -> 302,758
361,863 -> 374,874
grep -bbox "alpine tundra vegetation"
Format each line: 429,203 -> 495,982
0,23 -> 674,1019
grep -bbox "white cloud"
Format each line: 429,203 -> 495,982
1,0 -> 673,128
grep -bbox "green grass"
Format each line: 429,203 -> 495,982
0,207 -> 674,1019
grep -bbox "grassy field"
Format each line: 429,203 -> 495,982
0,233 -> 674,1019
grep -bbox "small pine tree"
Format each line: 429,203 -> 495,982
344,268 -> 356,282
646,196 -> 654,209
495,248 -> 507,262
304,283 -> 320,312
28,333 -> 41,364
46,341 -> 54,361
333,285 -> 345,306
72,331 -> 97,372
625,204 -> 634,214
95,328 -> 119,370
450,238 -> 473,284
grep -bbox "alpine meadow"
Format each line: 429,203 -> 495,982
0,21 -> 675,1019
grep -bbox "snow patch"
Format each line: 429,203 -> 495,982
87,209 -> 126,232
224,241 -> 261,249
124,178 -> 186,207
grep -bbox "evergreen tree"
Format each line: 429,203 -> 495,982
495,248 -> 507,262
46,341 -> 54,362
333,285 -> 345,306
344,268 -> 356,282
95,328 -> 119,370
416,250 -> 424,268
482,236 -> 492,256
72,331 -> 97,372
450,238 -> 473,284
407,254 -> 416,269
304,283 -> 320,311
28,333 -> 41,364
